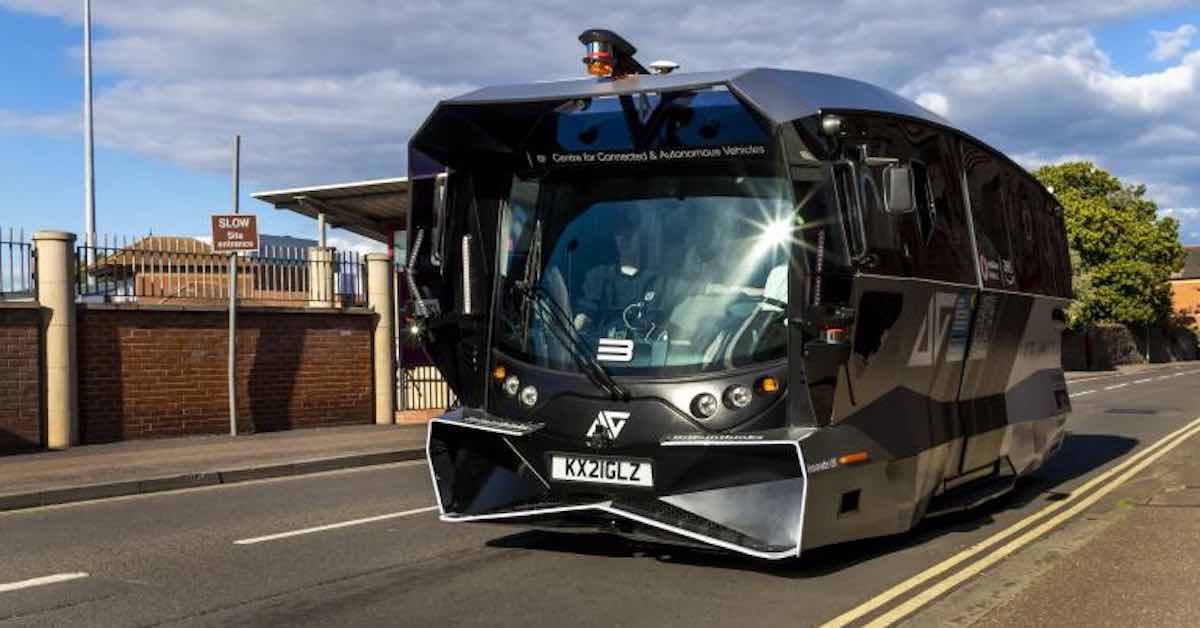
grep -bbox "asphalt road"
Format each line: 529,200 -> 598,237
3,363 -> 1200,627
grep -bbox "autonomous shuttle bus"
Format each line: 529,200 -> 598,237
408,30 -> 1072,559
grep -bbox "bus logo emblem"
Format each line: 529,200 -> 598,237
908,292 -> 958,367
586,411 -> 630,440
597,338 -> 634,362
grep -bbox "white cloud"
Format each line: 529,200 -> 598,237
1161,209 -> 1200,246
1,0 -> 1198,246
901,28 -> 1200,220
3,72 -> 469,188
1008,151 -> 1099,171
1150,23 -> 1197,62
915,92 -> 950,117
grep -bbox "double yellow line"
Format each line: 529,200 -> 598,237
822,414 -> 1200,628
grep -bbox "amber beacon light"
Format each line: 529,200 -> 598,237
583,39 -> 614,76
579,29 -> 648,78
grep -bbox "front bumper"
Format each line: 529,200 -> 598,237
426,409 -> 811,560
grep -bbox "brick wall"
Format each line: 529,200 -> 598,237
0,305 -> 42,454
1172,278 -> 1200,321
78,305 -> 373,443
1062,323 -> 1200,371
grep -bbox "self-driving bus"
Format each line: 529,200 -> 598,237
407,30 -> 1073,559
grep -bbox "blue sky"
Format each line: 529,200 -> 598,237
0,6 -> 318,244
1,1 -> 1199,250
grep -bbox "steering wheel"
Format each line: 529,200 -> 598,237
622,299 -> 657,336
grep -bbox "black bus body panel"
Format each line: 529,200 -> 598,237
410,68 -> 1071,559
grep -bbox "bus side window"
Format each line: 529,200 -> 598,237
903,131 -> 974,285
833,161 -> 866,259
962,142 -> 1016,290
910,160 -> 935,244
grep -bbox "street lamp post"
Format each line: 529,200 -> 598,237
228,135 -> 240,436
83,0 -> 96,258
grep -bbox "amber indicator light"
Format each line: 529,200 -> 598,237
757,376 -> 780,394
837,451 -> 870,465
492,365 -> 507,381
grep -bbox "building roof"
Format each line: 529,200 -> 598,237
92,236 -> 212,270
252,177 -> 408,244
1173,246 -> 1200,280
91,234 -> 318,274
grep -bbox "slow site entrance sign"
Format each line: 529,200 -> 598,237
211,213 -> 259,252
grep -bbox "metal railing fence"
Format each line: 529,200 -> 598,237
76,234 -> 365,307
0,227 -> 34,300
401,365 -> 457,411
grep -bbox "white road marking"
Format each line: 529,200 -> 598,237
1103,382 -> 1129,390
0,572 -> 89,594
0,461 -> 427,518
234,505 -> 438,545
863,416 -> 1200,627
1157,375 -> 1174,381
820,414 -> 1200,628
1072,390 -> 1095,397
1132,378 -> 1153,384
1174,372 -> 1187,377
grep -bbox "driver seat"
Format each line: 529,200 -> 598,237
721,265 -> 788,368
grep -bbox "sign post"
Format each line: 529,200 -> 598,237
211,212 -> 258,436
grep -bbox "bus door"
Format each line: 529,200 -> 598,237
831,120 -> 978,493
956,141 -> 1024,477
826,128 -> 948,493
900,131 -> 983,484
407,166 -> 504,408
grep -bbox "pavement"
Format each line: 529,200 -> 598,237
0,423 -> 428,512
1063,360 -> 1183,382
2,362 -> 1200,626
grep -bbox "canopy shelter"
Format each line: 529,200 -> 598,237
252,177 -> 409,245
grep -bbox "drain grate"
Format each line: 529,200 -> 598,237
1104,408 -> 1159,415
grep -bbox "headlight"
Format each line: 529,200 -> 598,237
519,385 -> 539,408
724,385 -> 753,409
691,392 -> 719,419
503,375 -> 520,397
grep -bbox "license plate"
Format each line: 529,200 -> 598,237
550,454 -> 653,488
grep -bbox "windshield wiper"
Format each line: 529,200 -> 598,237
513,282 -> 630,401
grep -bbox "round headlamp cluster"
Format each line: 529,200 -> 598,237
519,385 -> 539,408
691,393 -> 719,419
495,365 -> 539,409
724,384 -> 753,409
690,379 -> 781,419
502,375 -> 521,397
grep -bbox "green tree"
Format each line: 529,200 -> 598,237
1064,249 -> 1094,330
1035,162 -> 1185,327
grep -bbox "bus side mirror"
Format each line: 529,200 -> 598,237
430,172 -> 449,266
883,165 -> 915,215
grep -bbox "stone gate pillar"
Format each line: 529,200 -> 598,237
34,231 -> 78,449
366,254 -> 395,425
307,246 -> 336,308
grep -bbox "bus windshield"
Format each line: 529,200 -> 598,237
496,169 -> 801,376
